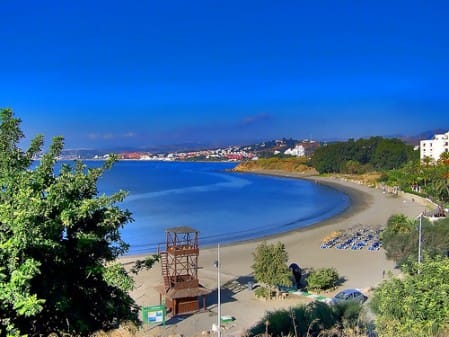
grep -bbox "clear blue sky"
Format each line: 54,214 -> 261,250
1,1 -> 449,150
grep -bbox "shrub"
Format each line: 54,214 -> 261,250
254,309 -> 293,337
304,301 -> 336,334
254,286 -> 270,299
247,300 -> 369,337
248,302 -> 340,337
306,267 -> 339,292
332,301 -> 363,329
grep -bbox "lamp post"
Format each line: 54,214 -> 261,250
418,213 -> 422,265
214,244 -> 221,337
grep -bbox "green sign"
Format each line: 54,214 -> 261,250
142,305 -> 166,325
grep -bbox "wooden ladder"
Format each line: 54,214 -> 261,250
159,251 -> 170,291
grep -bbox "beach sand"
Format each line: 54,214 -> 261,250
123,174 -> 431,337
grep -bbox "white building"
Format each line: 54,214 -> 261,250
284,144 -> 305,157
420,131 -> 449,162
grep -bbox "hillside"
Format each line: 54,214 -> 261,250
233,157 -> 318,175
233,158 -> 386,189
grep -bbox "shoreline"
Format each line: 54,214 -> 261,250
214,172 -> 370,249
234,170 -> 372,232
121,170 -> 368,260
126,171 -> 428,337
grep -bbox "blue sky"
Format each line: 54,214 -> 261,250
1,1 -> 449,150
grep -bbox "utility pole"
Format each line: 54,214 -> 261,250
418,212 -> 423,274
214,244 -> 221,337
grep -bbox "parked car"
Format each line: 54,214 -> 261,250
331,289 -> 367,305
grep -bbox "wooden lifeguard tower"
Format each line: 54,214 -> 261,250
157,226 -> 211,315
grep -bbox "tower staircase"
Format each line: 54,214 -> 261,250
159,251 -> 170,291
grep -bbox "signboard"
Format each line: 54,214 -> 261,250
142,305 -> 166,325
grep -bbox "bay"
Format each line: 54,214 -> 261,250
95,161 -> 350,255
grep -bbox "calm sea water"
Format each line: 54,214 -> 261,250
92,161 -> 350,255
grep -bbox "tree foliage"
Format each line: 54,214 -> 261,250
371,256 -> 449,337
381,214 -> 419,266
382,214 -> 449,267
252,241 -> 291,299
0,109 -> 139,336
382,152 -> 449,205
371,138 -> 411,170
306,267 -> 339,292
311,137 -> 416,174
248,301 -> 364,337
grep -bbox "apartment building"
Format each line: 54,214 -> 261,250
420,131 -> 449,161
284,140 -> 320,157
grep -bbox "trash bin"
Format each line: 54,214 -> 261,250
247,281 -> 253,290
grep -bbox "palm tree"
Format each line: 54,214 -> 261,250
387,214 -> 414,234
427,153 -> 449,205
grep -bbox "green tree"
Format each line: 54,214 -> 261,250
371,138 -> 409,170
311,137 -> 415,174
0,109 -> 141,336
311,143 -> 344,173
382,214 -> 449,268
432,154 -> 449,204
382,150 -> 449,206
382,214 -> 422,266
344,160 -> 363,174
385,214 -> 415,234
418,217 -> 449,259
252,241 -> 291,299
371,256 -> 449,337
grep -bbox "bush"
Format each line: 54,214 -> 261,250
306,267 -> 339,292
332,301 -> 363,329
254,286 -> 270,299
304,301 -> 336,334
371,256 -> 449,337
249,309 -> 293,337
248,302 -> 345,337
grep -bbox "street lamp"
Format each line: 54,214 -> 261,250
214,243 -> 221,337
417,212 -> 424,273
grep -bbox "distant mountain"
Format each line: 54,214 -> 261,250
141,141 -> 228,153
320,129 -> 448,147
398,128 -> 447,146
60,149 -> 104,159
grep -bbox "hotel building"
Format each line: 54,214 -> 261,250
420,131 -> 449,162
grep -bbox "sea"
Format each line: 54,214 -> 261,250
90,161 -> 351,255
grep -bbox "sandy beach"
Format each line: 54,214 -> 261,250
123,173 -> 432,337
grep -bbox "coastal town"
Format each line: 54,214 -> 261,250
145,130 -> 447,163
54,139 -> 321,161
55,130 -> 449,165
